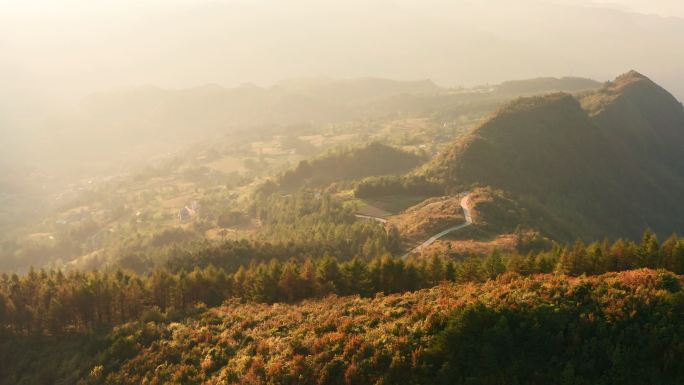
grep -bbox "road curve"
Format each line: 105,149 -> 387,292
354,214 -> 388,224
401,193 -> 472,260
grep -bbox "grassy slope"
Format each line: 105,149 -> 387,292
389,196 -> 466,243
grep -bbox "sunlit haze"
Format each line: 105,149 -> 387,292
3,1 -> 684,382
2,0 -> 684,103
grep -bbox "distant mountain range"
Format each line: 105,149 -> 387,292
19,75 -> 601,174
423,71 -> 684,239
495,77 -> 601,95
78,77 -> 441,131
79,76 -> 602,132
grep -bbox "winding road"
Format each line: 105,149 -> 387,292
401,193 -> 472,260
354,214 -> 388,224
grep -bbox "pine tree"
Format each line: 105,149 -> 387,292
316,256 -> 342,296
0,292 -> 9,331
638,229 -> 660,268
279,262 -> 301,302
299,259 -> 317,298
458,255 -> 483,282
341,257 -> 369,296
427,255 -> 445,285
483,250 -> 506,279
671,241 -> 684,274
555,247 -> 572,275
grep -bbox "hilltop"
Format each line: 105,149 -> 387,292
389,195 -> 466,243
422,71 -> 684,240
582,71 -> 684,173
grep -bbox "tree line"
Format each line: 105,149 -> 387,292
1,229 -> 682,336
276,142 -> 423,191
354,174 -> 444,198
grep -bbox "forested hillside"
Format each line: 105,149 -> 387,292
7,0 -> 684,382
2,268 -> 682,385
0,73 -> 617,274
420,71 -> 684,240
2,227 -> 682,336
275,143 -> 423,191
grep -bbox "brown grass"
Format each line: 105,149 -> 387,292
418,233 -> 518,259
390,196 -> 465,242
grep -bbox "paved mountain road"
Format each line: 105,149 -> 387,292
401,193 -> 472,260
354,214 -> 388,224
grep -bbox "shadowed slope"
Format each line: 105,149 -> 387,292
423,71 -> 684,239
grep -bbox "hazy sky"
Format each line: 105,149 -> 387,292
561,0 -> 684,17
1,0 -> 683,112
1,0 -> 683,171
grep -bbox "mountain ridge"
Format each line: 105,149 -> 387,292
421,71 -> 684,240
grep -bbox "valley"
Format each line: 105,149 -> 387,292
4,1 -> 684,383
2,70 -> 684,385
0,75 -> 606,274
4,71 -> 684,274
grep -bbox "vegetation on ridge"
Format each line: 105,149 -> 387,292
1,268 -> 682,385
361,72 -> 684,241
273,142 -> 424,192
2,228 -> 683,337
